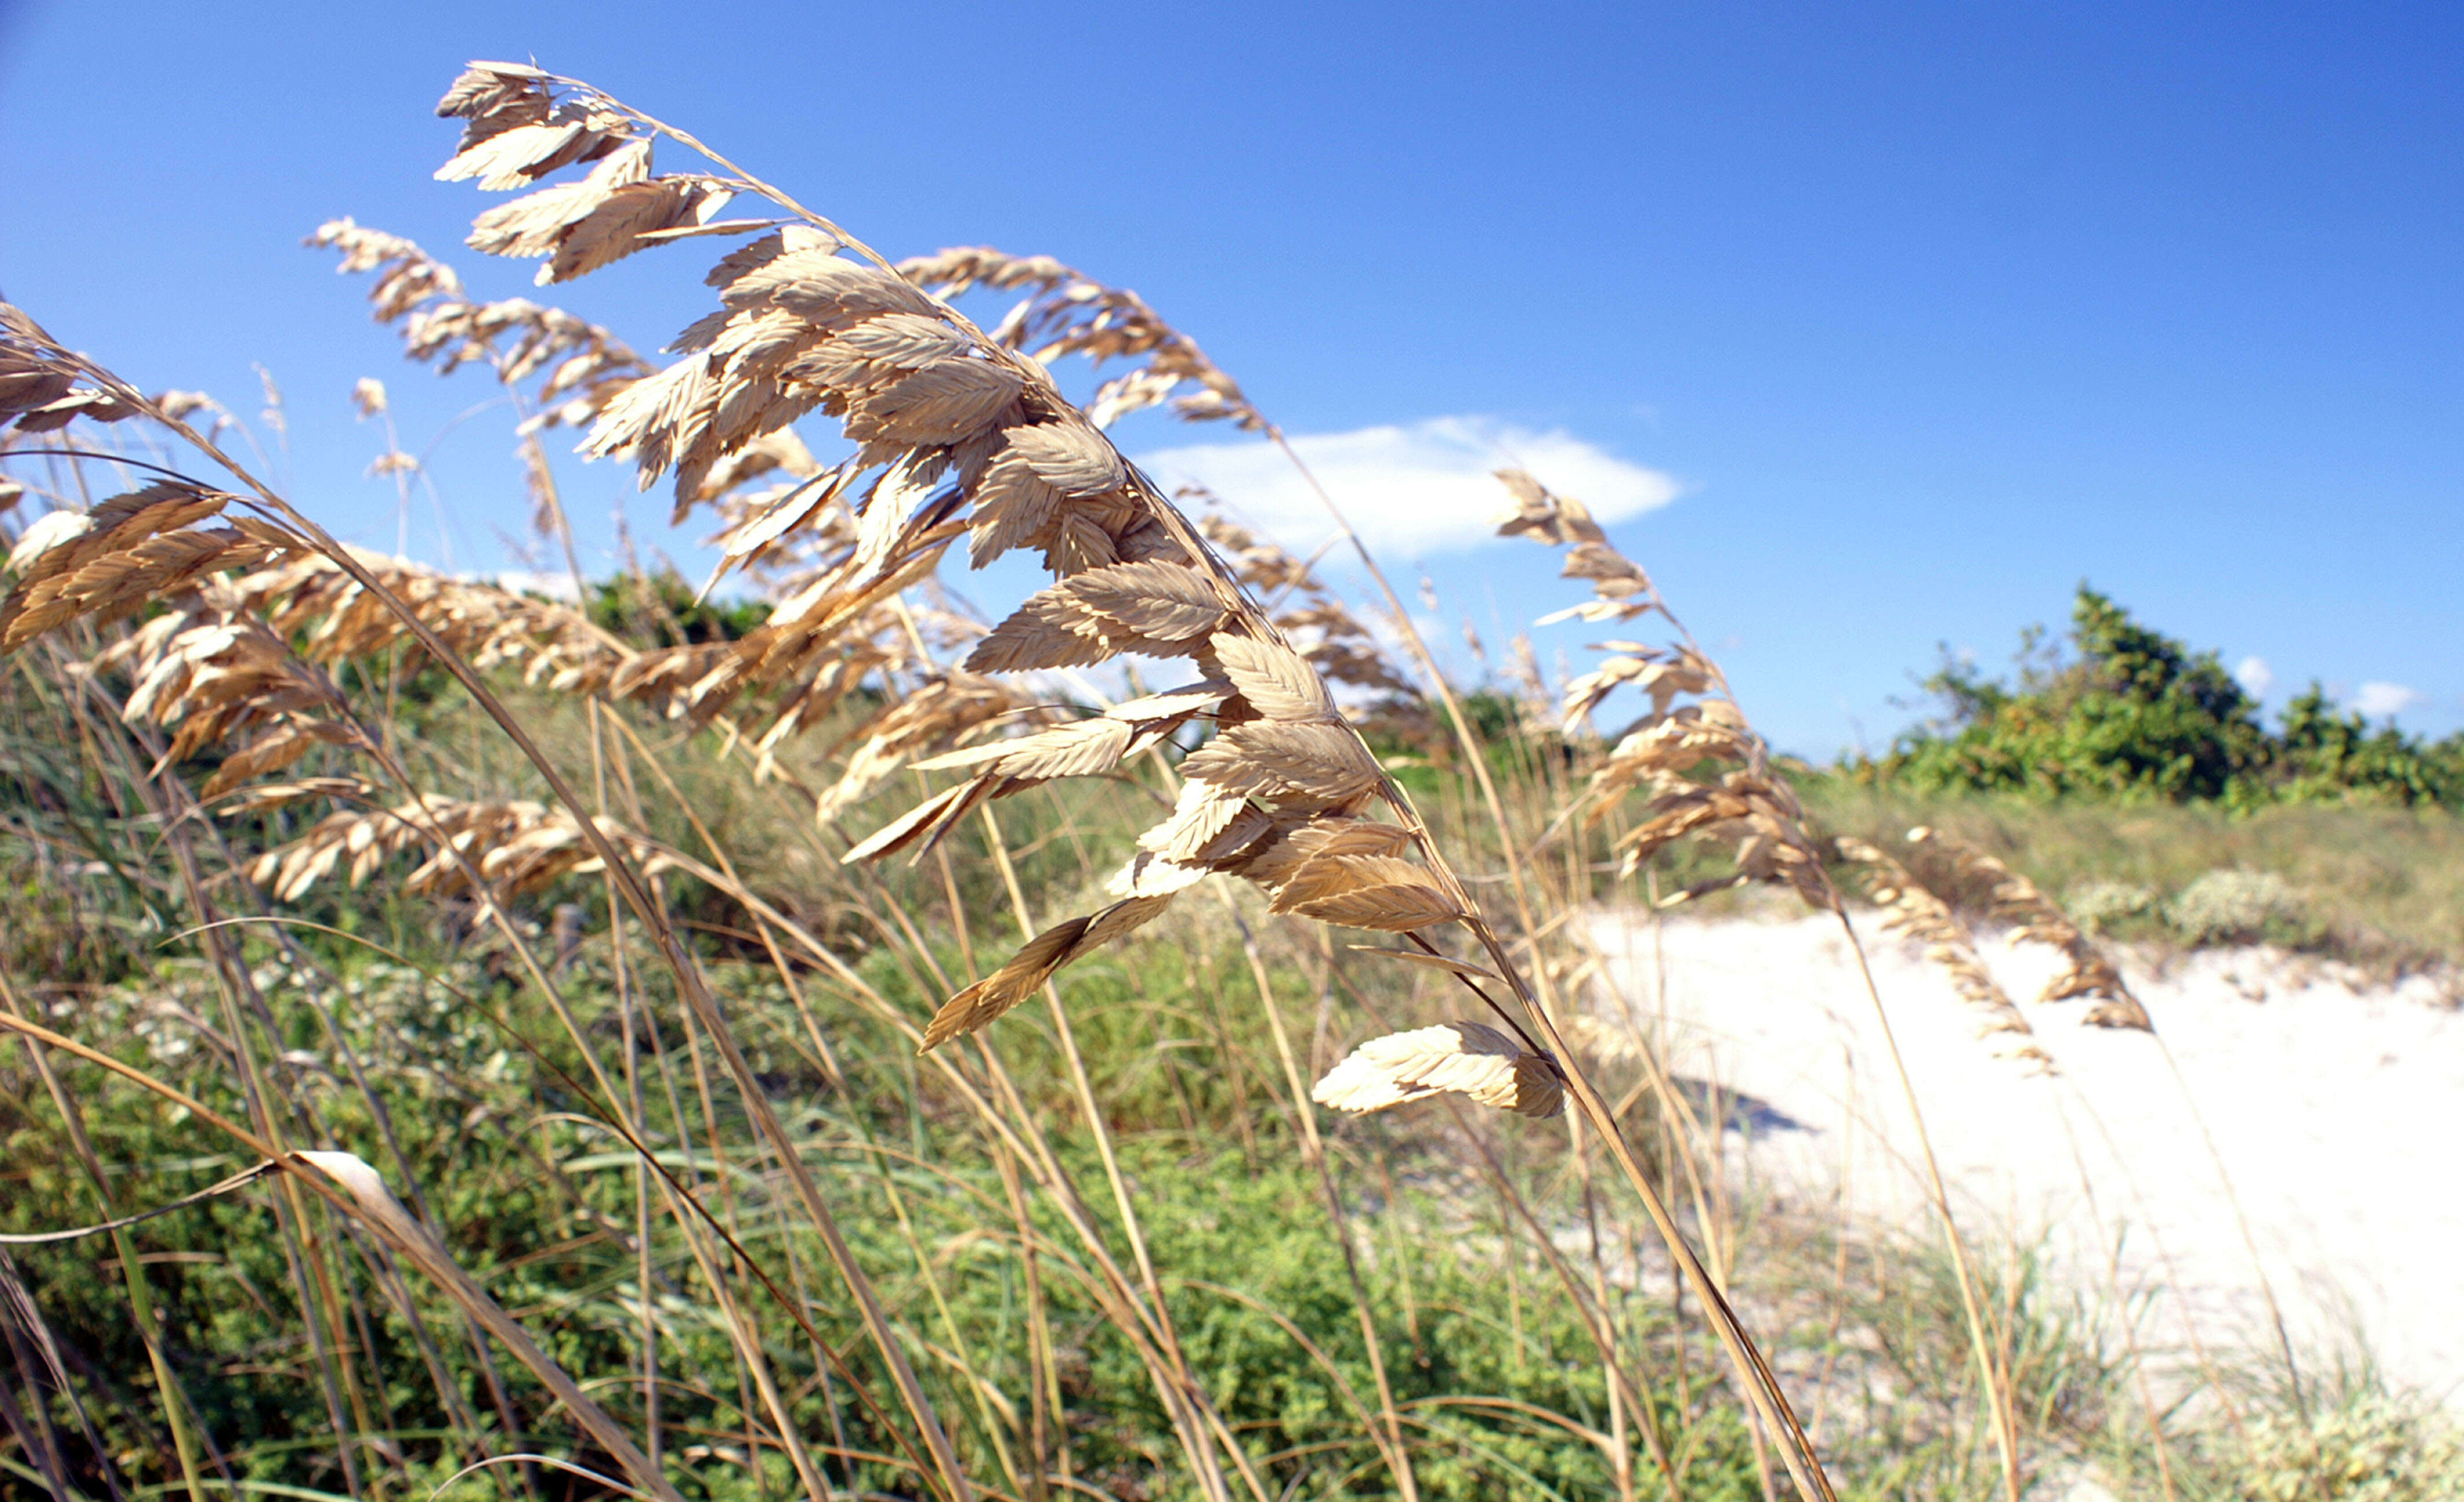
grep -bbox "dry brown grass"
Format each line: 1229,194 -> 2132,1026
1833,836 -> 2055,1072
1491,469 -> 1830,910
1490,468 -> 2041,1502
0,57 -> 1849,1502
1908,825 -> 2156,1032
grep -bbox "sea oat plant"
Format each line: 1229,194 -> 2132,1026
0,59 -> 1856,1502
1907,827 -> 2155,1031
1833,836 -> 2055,1072
1492,467 -> 2040,1502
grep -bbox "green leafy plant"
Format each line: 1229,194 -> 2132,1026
1864,587 -> 2462,807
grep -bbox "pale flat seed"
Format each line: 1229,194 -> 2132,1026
1212,631 -> 1336,722
1066,559 -> 1225,641
1140,777 -> 1254,861
920,916 -> 1089,1050
836,313 -> 972,370
851,358 -> 1023,445
1108,679 -> 1235,722
1180,721 -> 1380,803
911,717 -> 1132,781
1289,877 -> 1463,934
967,592 -> 1118,673
1004,421 -> 1128,497
1312,1022 -> 1563,1118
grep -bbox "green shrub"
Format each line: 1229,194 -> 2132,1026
2065,879 -> 2158,935
1859,587 -> 2464,808
585,568 -> 770,648
2228,1394 -> 2464,1502
2165,869 -> 2311,946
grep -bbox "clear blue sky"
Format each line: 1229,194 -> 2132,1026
3,0 -> 2457,756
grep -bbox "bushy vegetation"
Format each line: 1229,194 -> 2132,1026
0,652 -> 2035,1502
6,632 -> 2457,1500
1806,784 -> 2464,971
585,571 -> 771,649
1857,587 -> 2462,807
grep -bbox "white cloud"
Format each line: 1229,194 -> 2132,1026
1134,416 -> 1679,559
2355,681 -> 2423,718
2234,655 -> 2274,697
491,569 -> 581,602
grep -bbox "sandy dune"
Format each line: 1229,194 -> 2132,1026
1584,908 -> 2464,1404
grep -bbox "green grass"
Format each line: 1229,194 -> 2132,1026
5,608 -> 2461,1502
1802,780 -> 2464,973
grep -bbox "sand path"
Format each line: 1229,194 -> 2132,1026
1584,909 -> 2464,1403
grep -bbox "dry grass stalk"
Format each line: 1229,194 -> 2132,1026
1834,836 -> 2055,1071
74,566 -> 677,906
0,998 -> 687,1502
8,459 -> 981,822
30,545 -> 638,800
0,305 -> 142,433
309,220 -> 653,438
0,479 -> 299,651
236,788 -> 675,905
210,543 -> 959,785
1196,508 -> 1427,733
888,255 -> 1426,722
240,549 -> 636,692
88,596 -> 358,794
313,219 -> 986,775
325,200 -> 831,732
865,216 -> 1839,1502
0,65 -> 1856,1501
897,247 -> 1265,432
409,60 -> 1538,1097
1493,469 -> 1830,909
451,63 -> 1844,1489
888,247 -> 1453,751
1499,469 -> 2036,1501
13,517 -> 707,796
1906,827 -> 2154,1030
9,146 -> 983,1498
284,1149 -> 689,1502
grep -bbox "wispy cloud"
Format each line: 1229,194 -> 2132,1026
2355,681 -> 2422,718
2235,655 -> 2274,697
491,569 -> 581,602
1134,416 -> 1679,558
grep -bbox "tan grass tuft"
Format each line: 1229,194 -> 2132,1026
1835,836 -> 2055,1071
32,471 -> 975,806
1499,469 -> 2034,1500
0,304 -> 144,433
897,247 -> 1265,432
243,792 -> 675,905
308,221 -> 652,437
0,482 -> 296,648
1908,827 -> 2155,1030
240,549 -> 634,694
413,63 -> 1496,1058
1493,468 -> 1831,908
0,70 -> 1853,1501
93,593 -> 358,794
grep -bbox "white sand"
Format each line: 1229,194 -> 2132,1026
1584,908 -> 2464,1404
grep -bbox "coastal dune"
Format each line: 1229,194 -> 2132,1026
1587,908 -> 2464,1404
